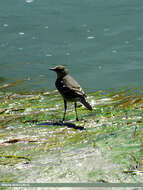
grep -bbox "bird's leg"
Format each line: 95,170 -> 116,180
62,100 -> 67,122
74,102 -> 79,121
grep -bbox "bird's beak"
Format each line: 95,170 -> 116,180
49,67 -> 55,71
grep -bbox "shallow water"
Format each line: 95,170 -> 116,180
0,0 -> 143,91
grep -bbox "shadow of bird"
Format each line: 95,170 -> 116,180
37,121 -> 85,130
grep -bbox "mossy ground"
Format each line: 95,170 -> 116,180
0,83 -> 143,184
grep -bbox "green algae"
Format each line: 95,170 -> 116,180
0,86 -> 143,183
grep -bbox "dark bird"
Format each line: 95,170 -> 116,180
49,65 -> 92,121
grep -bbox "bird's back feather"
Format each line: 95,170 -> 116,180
63,75 -> 86,97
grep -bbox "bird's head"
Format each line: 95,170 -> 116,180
49,65 -> 69,78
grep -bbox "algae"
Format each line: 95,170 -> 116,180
0,84 -> 143,183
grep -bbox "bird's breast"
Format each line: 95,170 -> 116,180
55,78 -> 65,91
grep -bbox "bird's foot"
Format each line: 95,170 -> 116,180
76,118 -> 79,121
62,119 -> 66,123
58,119 -> 65,124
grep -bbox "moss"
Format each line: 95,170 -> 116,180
88,170 -> 105,179
0,87 -> 143,182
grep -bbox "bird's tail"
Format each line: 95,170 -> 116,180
80,97 -> 92,111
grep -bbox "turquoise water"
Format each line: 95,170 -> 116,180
0,0 -> 143,91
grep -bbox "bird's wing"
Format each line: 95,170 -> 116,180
63,75 -> 86,97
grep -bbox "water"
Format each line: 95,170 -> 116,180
0,0 -> 143,91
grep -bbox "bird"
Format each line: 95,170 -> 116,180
49,65 -> 92,122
